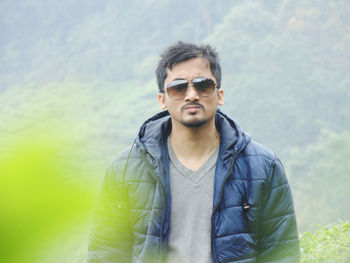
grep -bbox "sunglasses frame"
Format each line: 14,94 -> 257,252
165,77 -> 217,100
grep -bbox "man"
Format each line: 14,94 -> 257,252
88,42 -> 300,263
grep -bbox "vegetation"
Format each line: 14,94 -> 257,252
0,128 -> 95,263
288,130 -> 350,231
300,222 -> 350,263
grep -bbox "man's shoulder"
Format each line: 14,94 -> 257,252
243,139 -> 288,184
115,144 -> 142,160
245,139 -> 278,163
105,144 -> 143,177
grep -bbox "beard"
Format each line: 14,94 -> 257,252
180,102 -> 209,128
180,117 -> 208,128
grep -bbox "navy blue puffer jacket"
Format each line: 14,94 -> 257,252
88,110 -> 300,263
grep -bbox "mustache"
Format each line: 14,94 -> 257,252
181,102 -> 205,111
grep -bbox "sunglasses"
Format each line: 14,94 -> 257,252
165,77 -> 217,100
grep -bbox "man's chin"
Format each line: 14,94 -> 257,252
180,118 -> 208,128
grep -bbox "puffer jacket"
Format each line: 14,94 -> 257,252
88,110 -> 300,263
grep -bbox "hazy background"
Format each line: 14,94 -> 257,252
1,0 -> 349,262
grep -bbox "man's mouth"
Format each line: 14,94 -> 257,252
185,105 -> 200,109
182,103 -> 204,112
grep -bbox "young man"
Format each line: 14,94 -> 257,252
88,42 -> 300,263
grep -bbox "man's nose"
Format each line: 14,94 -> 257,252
184,84 -> 199,101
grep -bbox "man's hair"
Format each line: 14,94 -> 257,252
156,41 -> 222,93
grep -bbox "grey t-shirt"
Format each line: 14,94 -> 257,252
166,138 -> 219,263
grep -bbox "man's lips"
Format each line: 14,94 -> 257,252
185,105 -> 201,109
182,103 -> 204,112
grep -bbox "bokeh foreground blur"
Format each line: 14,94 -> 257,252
0,122 -> 97,263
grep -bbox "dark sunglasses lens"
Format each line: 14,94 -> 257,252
192,78 -> 216,96
167,79 -> 189,99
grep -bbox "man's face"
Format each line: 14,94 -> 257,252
158,57 -> 224,128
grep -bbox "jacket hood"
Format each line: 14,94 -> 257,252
135,110 -> 251,165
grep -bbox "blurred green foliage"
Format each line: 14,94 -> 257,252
300,222 -> 350,263
0,127 -> 95,263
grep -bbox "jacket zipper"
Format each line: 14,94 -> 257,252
211,147 -> 238,263
140,148 -> 167,263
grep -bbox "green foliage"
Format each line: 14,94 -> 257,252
0,127 -> 96,263
0,79 -> 160,165
300,222 -> 350,263
206,0 -> 350,158
1,0 -> 349,161
287,130 -> 350,231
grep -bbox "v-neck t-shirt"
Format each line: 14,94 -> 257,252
166,138 -> 219,263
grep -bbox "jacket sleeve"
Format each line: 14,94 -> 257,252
257,158 -> 300,262
88,161 -> 133,263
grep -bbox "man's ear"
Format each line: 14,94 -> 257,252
218,89 -> 224,106
158,93 -> 167,110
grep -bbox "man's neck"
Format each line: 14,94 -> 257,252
169,119 -> 220,171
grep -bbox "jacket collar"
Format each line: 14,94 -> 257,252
136,109 -> 250,165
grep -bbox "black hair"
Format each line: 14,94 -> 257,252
155,41 -> 221,93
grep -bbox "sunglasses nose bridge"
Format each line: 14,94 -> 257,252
184,82 -> 200,99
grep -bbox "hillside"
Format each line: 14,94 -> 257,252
1,0 -> 349,251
